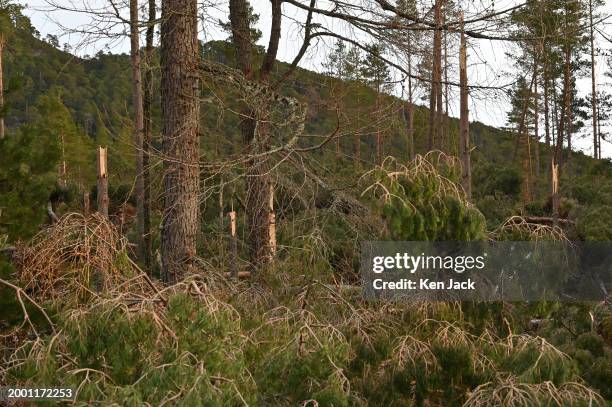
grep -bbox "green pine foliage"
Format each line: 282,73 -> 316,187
0,120 -> 60,240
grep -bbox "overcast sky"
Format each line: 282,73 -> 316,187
19,0 -> 612,158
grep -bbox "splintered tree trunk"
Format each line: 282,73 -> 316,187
160,0 -> 200,283
459,13 -> 471,199
130,0 -> 146,266
141,0 -> 155,272
0,37 -> 4,140
228,211 -> 238,278
589,0 -> 598,159
230,0 -> 281,270
97,147 -> 109,217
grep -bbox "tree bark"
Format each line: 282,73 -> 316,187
555,5 -> 574,175
443,12 -> 449,153
97,147 -> 109,217
406,43 -> 415,161
160,0 -> 200,283
543,62 -> 550,149
459,13 -> 471,199
589,0 -> 598,159
0,37 -> 5,140
354,132 -> 361,168
434,0 -> 443,151
130,0 -> 146,267
555,40 -> 571,173
142,0 -> 155,272
534,75 -> 540,194
229,0 -> 282,270
427,0 -> 442,152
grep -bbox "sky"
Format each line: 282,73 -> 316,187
18,0 -> 612,158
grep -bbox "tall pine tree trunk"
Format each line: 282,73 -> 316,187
406,57 -> 415,161
589,0 -> 598,159
375,90 -> 381,165
534,75 -> 540,194
459,13 -> 471,199
434,0 -> 444,151
229,0 -> 283,270
142,0 -> 156,272
543,63 -> 550,149
555,40 -> 571,173
130,0 -> 146,266
427,0 -> 442,151
160,0 -> 200,283
0,37 -> 4,140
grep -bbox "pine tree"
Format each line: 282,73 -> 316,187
30,89 -> 94,188
0,130 -> 60,240
361,43 -> 390,165
0,1 -> 20,139
160,0 -> 200,283
322,39 -> 347,79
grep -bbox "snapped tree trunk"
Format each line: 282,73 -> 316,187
130,0 -> 146,266
160,0 -> 201,283
229,0 -> 283,270
97,147 -> 109,217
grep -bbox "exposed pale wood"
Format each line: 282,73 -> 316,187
97,147 -> 109,217
229,211 -> 238,278
268,183 -> 276,258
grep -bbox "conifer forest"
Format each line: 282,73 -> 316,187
1,0 -> 612,405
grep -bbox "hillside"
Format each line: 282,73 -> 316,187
12,31 -> 612,222
1,4 -> 612,405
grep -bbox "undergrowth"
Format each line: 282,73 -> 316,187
1,153 -> 610,406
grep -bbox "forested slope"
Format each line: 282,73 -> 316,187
1,9 -> 612,405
